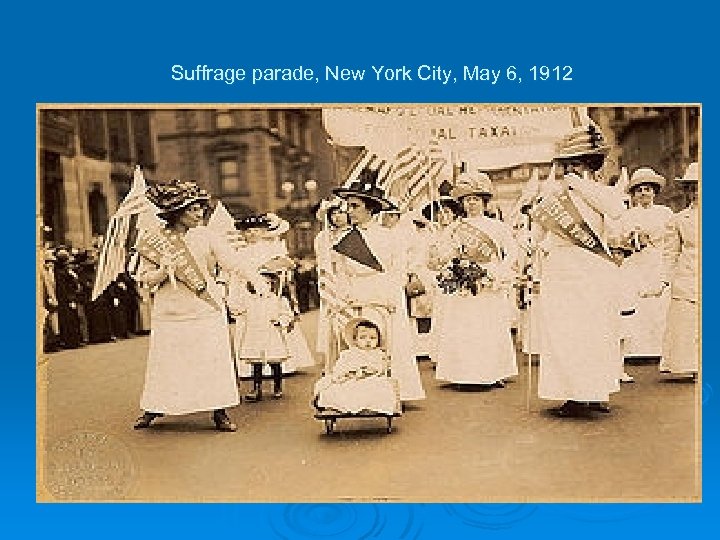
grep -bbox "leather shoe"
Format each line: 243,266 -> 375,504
549,401 -> 590,418
588,402 -> 611,413
213,410 -> 237,432
134,412 -> 162,429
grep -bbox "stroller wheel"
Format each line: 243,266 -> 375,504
324,418 -> 335,435
386,417 -> 393,434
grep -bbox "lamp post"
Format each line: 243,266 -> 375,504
281,180 -> 294,202
304,179 -> 318,204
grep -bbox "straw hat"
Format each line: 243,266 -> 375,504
450,171 -> 494,200
628,167 -> 666,193
554,124 -> 610,161
146,179 -> 210,215
677,162 -> 699,183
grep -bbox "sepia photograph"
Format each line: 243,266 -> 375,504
36,104 -> 701,502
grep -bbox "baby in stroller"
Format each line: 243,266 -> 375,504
313,312 -> 400,416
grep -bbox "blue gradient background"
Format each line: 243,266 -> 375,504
13,2 -> 713,537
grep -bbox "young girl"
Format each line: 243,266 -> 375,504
313,317 -> 399,415
230,213 -> 312,377
229,270 -> 294,401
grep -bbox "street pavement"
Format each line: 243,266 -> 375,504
37,311 -> 700,502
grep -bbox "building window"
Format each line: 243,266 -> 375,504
131,111 -> 153,168
268,109 -> 280,133
285,112 -> 295,144
297,114 -> 308,150
78,110 -> 107,159
219,158 -> 244,194
88,186 -> 109,237
271,148 -> 286,198
215,110 -> 233,129
107,111 -> 131,163
41,151 -> 66,245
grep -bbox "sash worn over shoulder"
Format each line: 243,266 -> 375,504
530,189 -> 615,264
135,227 -> 221,310
450,221 -> 499,264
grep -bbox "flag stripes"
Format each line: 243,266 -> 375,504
91,165 -> 159,301
340,140 -> 447,212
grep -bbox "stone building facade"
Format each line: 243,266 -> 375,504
152,108 -> 335,256
38,109 -> 156,249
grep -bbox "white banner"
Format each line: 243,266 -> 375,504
322,106 -> 586,171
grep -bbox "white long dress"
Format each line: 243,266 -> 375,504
537,174 -> 625,403
612,259 -> 640,378
333,221 -> 426,401
136,226 -> 253,415
618,204 -> 674,357
662,204 -> 699,374
230,236 -> 309,374
432,216 -> 519,385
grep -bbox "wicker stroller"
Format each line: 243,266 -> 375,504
313,303 -> 402,434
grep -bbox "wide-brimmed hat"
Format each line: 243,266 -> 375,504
333,169 -> 396,211
146,179 -> 210,215
554,124 -> 610,161
235,212 -> 289,234
259,255 -> 296,275
628,167 -> 666,193
341,307 -> 387,349
421,196 -> 463,221
451,171 -> 494,200
677,162 -> 699,183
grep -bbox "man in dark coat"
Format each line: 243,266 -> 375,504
53,247 -> 83,349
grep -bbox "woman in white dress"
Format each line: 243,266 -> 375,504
430,172 -> 518,387
331,172 -> 426,403
313,200 -> 350,363
133,180 -> 258,431
661,162 -> 699,378
417,198 -> 463,364
617,168 -> 674,361
535,125 -> 625,417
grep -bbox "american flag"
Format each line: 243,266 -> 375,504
340,140 -> 447,211
386,139 -> 446,211
91,166 -> 160,301
340,147 -> 394,190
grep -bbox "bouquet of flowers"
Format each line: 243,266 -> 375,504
436,256 -> 493,296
